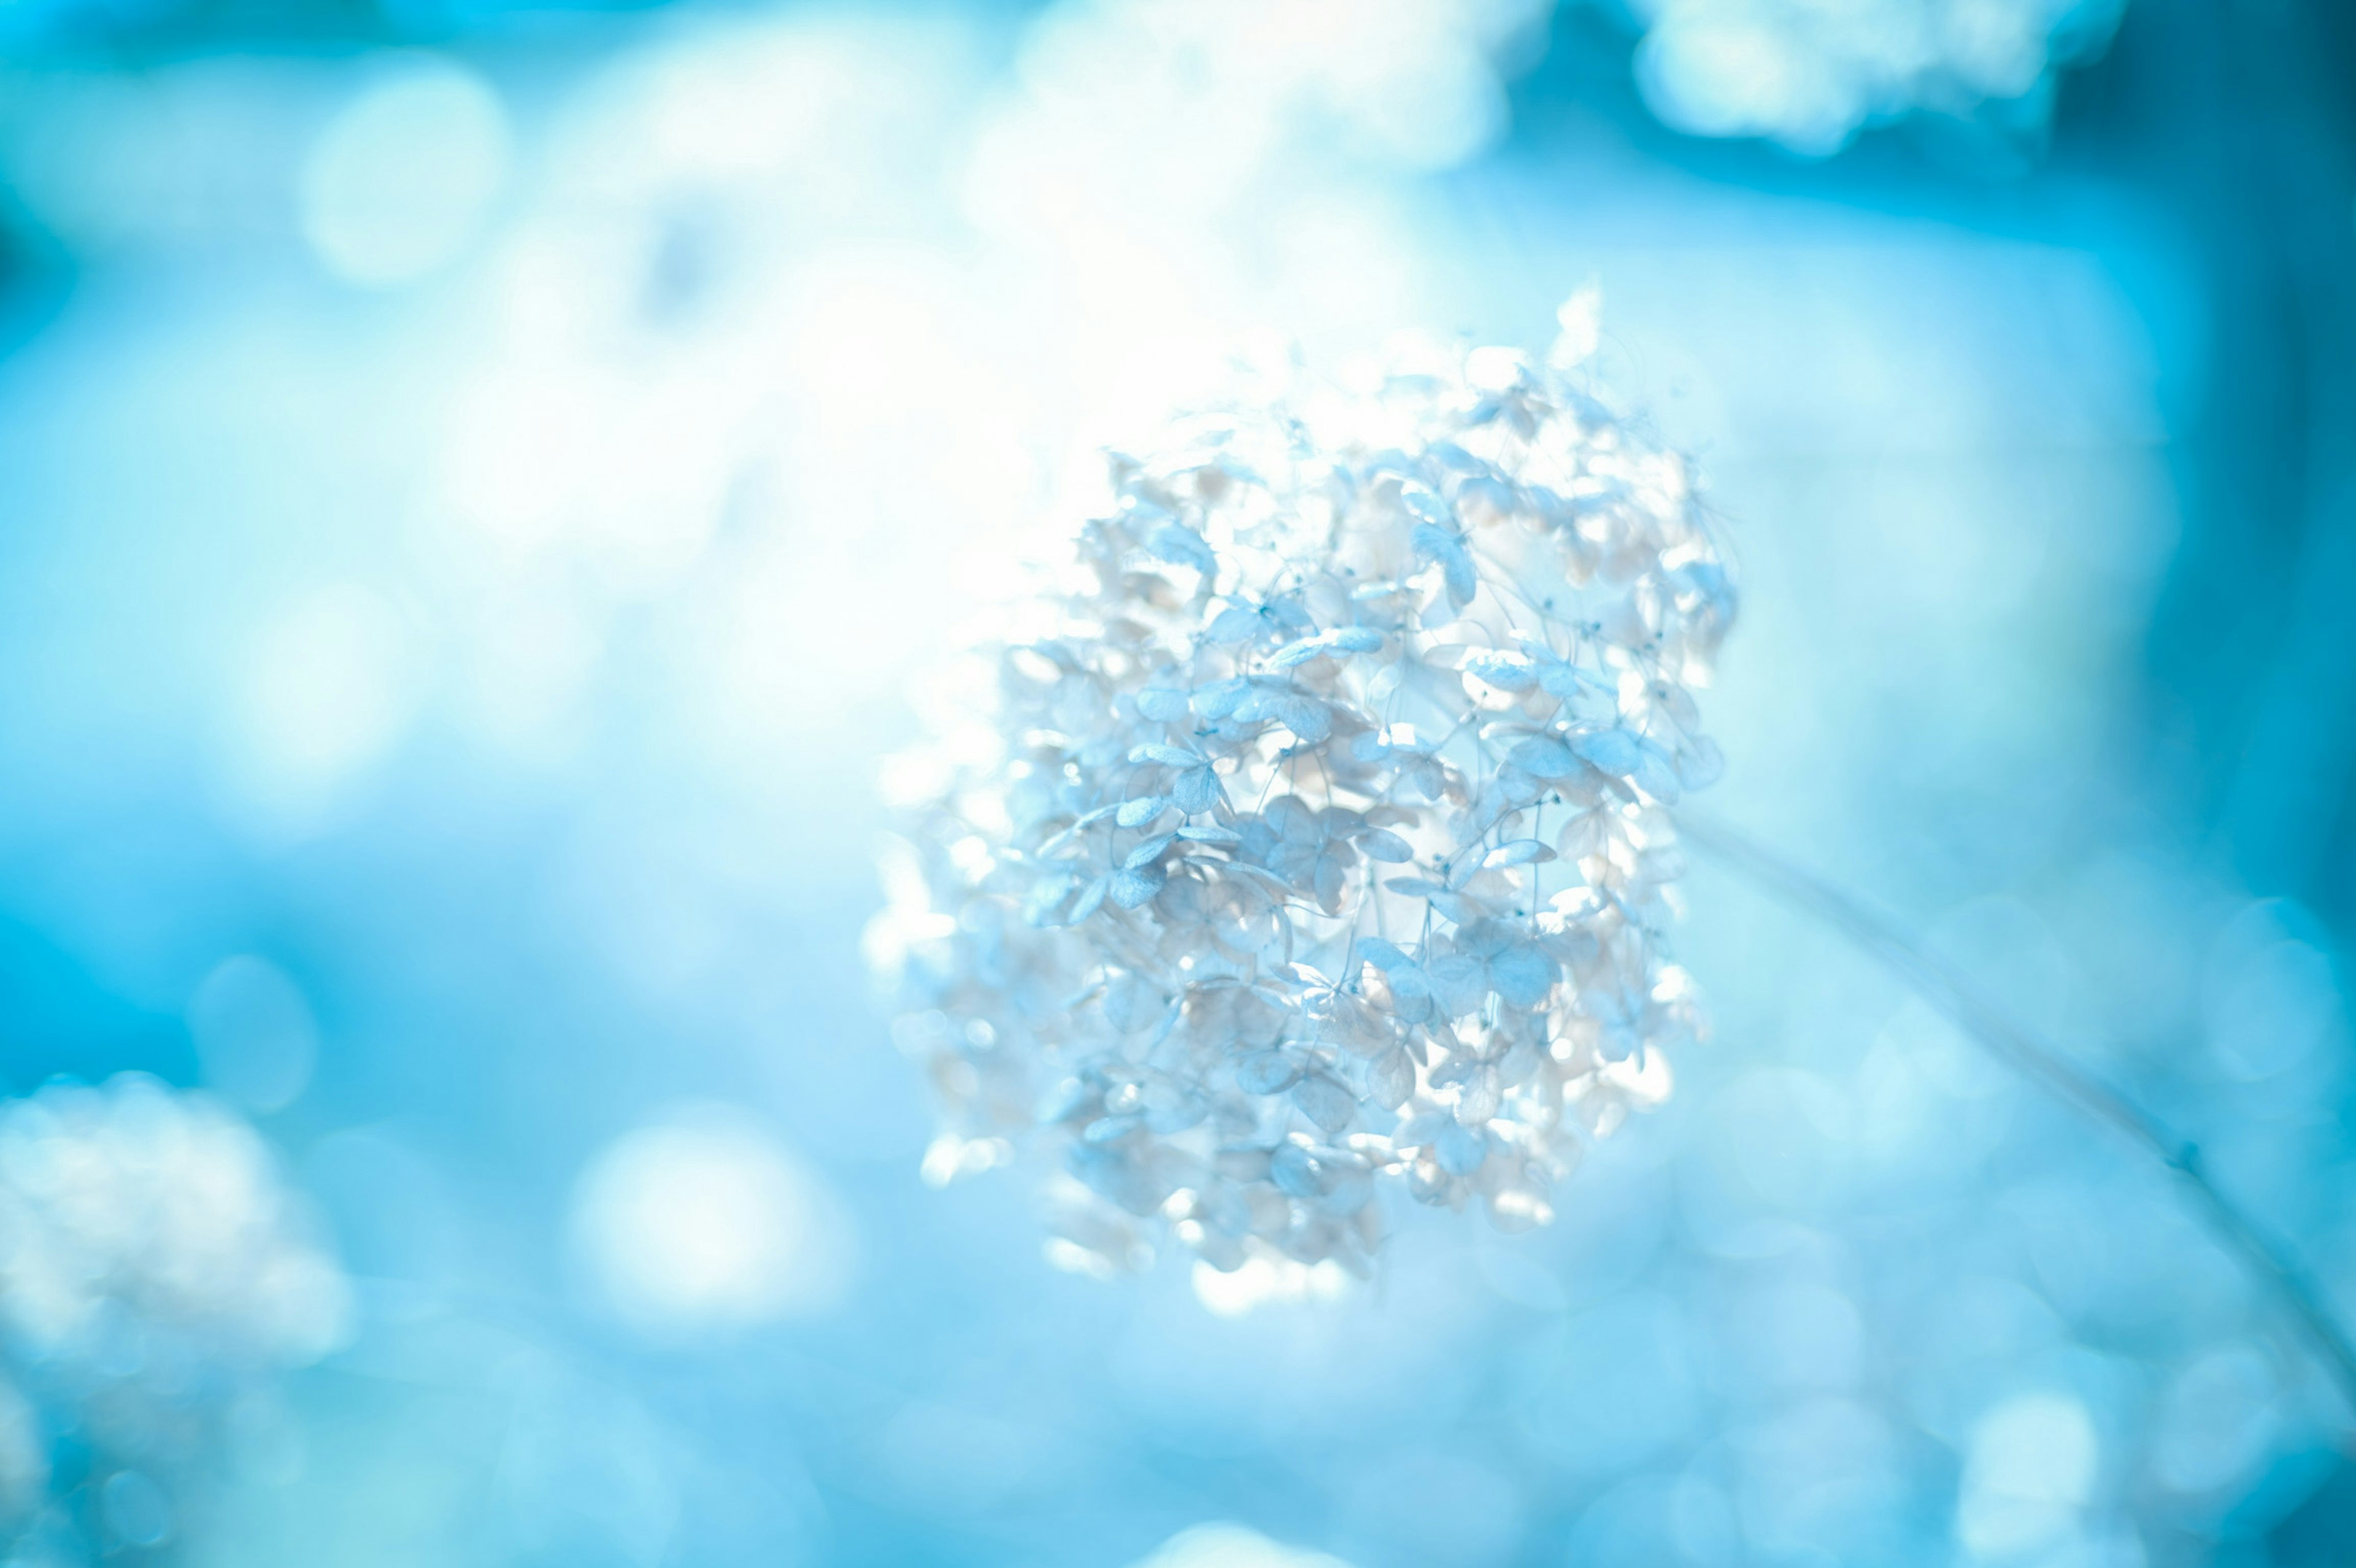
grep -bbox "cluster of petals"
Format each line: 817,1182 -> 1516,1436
0,1072 -> 350,1519
874,301 -> 1734,1286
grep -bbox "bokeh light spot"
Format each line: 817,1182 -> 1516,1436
299,56 -> 510,286
186,955 -> 318,1114
569,1105 -> 852,1335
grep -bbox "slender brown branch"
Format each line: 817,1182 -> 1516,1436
1678,807 -> 2356,1420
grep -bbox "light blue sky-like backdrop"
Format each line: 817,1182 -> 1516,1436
2,0 -> 2354,1563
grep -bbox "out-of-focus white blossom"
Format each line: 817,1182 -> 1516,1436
1622,0 -> 2129,155
0,1074 -> 351,1542
874,299 -> 1734,1287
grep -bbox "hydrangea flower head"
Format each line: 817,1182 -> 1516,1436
874,298 -> 1734,1289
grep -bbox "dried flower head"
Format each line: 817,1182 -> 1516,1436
872,298 -> 1734,1290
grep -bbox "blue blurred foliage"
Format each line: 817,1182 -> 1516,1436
1,0 -> 2354,1565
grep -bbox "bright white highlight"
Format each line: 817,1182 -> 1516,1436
569,1107 -> 852,1334
1190,1255 -> 1353,1316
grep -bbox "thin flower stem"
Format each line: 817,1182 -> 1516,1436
1677,806 -> 2356,1421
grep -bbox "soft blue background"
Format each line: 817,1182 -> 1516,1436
2,0 -> 2354,1562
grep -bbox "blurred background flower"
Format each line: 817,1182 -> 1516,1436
0,1074 -> 348,1559
1610,0 -> 2129,156
1,0 -> 2354,1563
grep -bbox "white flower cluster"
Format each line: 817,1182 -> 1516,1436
874,301 -> 1733,1285
0,1074 -> 350,1534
